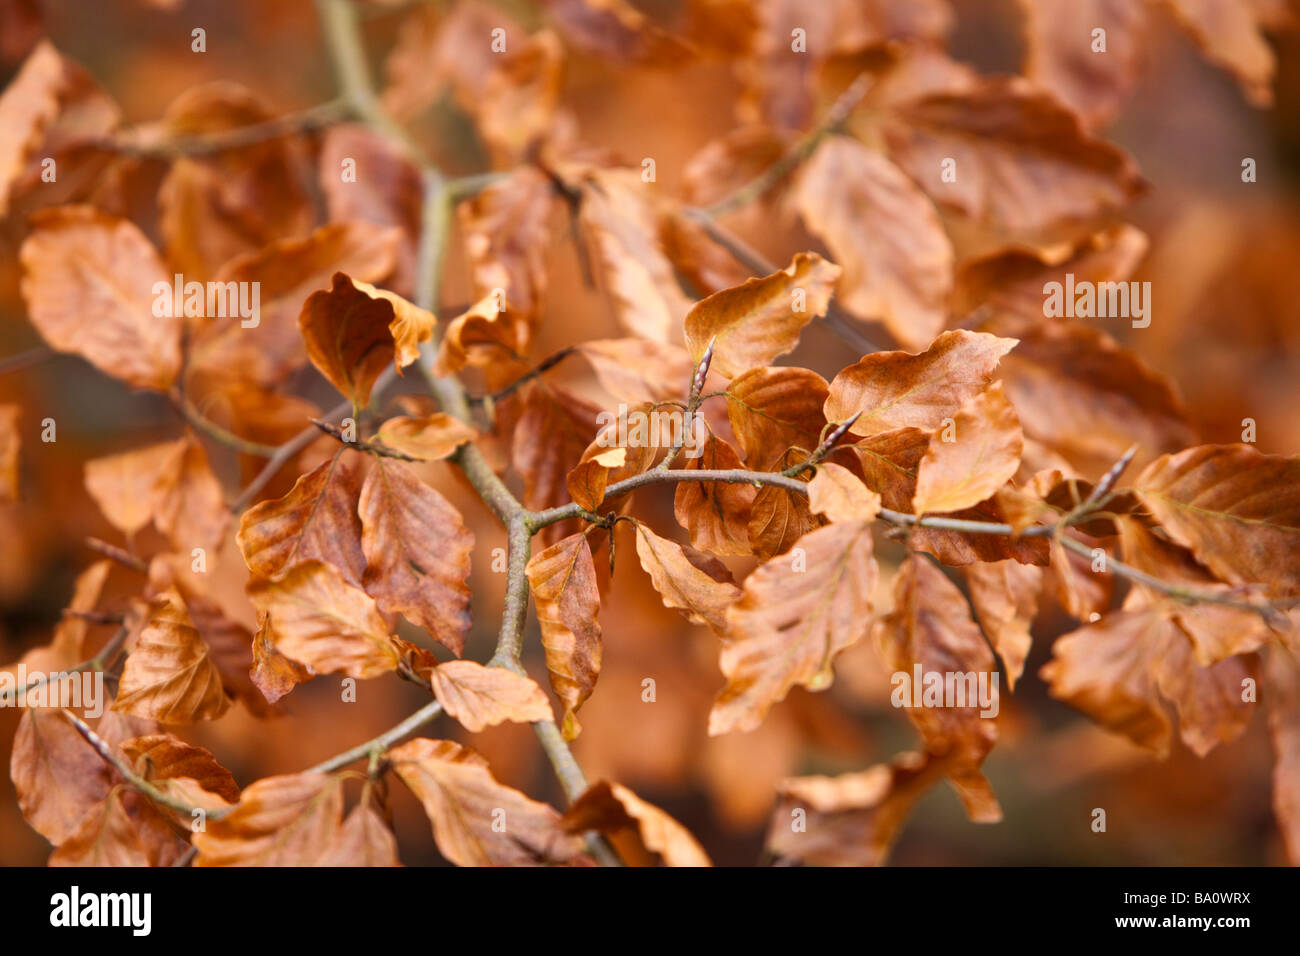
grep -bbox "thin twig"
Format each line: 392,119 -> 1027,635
61,709 -> 233,819
86,537 -> 148,573
0,346 -> 55,376
103,99 -> 350,158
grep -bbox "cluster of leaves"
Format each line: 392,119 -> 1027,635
1,0 -> 1298,866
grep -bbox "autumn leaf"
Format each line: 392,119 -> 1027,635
318,124 -> 421,295
576,168 -> 693,343
683,252 -> 840,378
250,613 -> 312,704
247,560 -> 399,679
113,590 -> 232,723
1134,444 -> 1300,596
525,533 -> 602,740
794,135 -> 952,349
299,272 -> 433,407
767,750 -> 967,866
186,221 -> 402,389
318,803 -> 402,867
427,661 -> 553,732
85,432 -> 228,553
1018,0 -> 1146,128
711,519 -> 878,735
633,521 -> 741,634
50,787 -> 188,867
912,382 -> 1024,515
965,560 -> 1042,690
0,41 -> 65,216
119,733 -> 241,805
807,462 -> 882,523
158,83 -> 313,279
994,317 -> 1195,479
674,432 -> 757,556
562,780 -> 712,866
881,76 -> 1144,244
1041,606 -> 1256,758
375,414 -> 478,461
725,365 -> 828,469
458,166 -> 554,326
876,554 -> 998,765
237,450 -> 366,585
825,330 -> 1018,439
19,205 -> 179,390
10,708 -> 113,844
358,457 -> 473,654
389,738 -> 584,866
193,772 -> 345,866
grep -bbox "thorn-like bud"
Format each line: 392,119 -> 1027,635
690,337 -> 716,404
1087,443 -> 1139,505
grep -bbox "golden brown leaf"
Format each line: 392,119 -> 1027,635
793,136 -> 952,349
1041,606 -> 1256,758
876,555 -> 998,765
808,462 -> 883,523
712,519 -> 878,734
19,205 -> 178,390
246,560 -> 398,679
113,590 -> 231,724
318,803 -> 402,867
318,124 -> 421,295
358,457 -> 473,654
237,450 -> 366,585
674,432 -> 756,556
995,318 -> 1196,479
1134,444 -> 1300,596
50,787 -> 187,867
725,365 -> 828,469
458,166 -> 554,327
825,330 -> 1018,439
0,41 -> 64,216
912,382 -> 1023,515
158,83 -> 313,279
187,221 -> 402,389
119,733 -> 241,804
250,613 -> 311,704
525,532 -> 602,739
683,252 -> 841,378
577,168 -> 693,343
562,780 -> 712,866
299,272 -> 432,407
965,560 -> 1042,690
427,660 -> 553,732
767,750 -> 956,866
1161,0 -> 1280,106
747,477 -> 821,560
633,521 -> 741,633
10,708 -> 113,844
882,76 -> 1144,243
1019,0 -> 1146,128
193,772 -> 345,866
375,414 -> 478,461
389,738 -> 584,866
